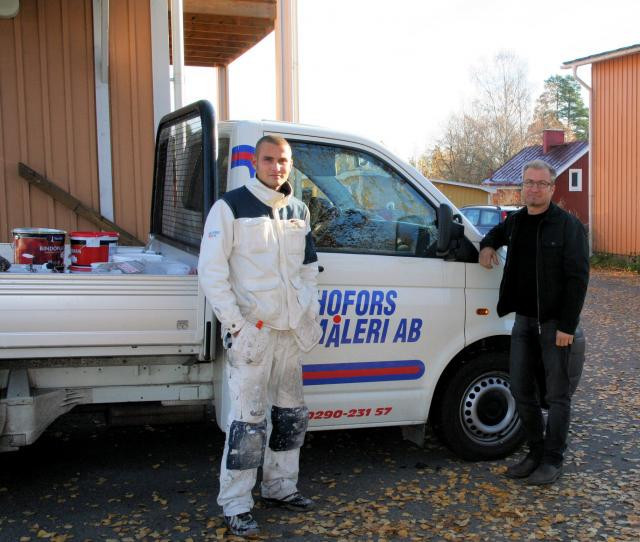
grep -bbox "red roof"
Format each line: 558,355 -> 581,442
482,141 -> 588,186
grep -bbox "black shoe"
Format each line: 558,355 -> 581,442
504,453 -> 541,479
224,512 -> 259,537
527,463 -> 562,485
263,491 -> 314,511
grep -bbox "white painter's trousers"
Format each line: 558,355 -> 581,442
217,327 -> 306,517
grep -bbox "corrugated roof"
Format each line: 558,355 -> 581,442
482,141 -> 589,186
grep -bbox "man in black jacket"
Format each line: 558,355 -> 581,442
479,159 -> 589,485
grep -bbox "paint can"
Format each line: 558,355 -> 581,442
69,265 -> 93,273
12,228 -> 66,265
70,231 -> 118,266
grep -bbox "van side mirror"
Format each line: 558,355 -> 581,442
436,203 -> 465,259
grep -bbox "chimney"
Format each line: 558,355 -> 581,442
543,129 -> 565,154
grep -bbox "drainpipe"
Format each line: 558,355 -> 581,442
572,65 -> 593,255
170,0 -> 184,110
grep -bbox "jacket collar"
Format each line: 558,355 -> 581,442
514,201 -> 560,221
246,176 -> 292,209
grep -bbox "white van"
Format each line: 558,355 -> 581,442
0,101 -> 519,460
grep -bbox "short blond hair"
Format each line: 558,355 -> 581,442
255,135 -> 291,157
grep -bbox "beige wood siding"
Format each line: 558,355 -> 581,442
0,0 -> 99,242
109,0 -> 155,241
0,0 -> 156,245
431,182 -> 491,208
592,53 -> 640,255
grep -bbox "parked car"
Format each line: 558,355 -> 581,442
460,205 -> 521,235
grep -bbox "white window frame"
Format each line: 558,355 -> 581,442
569,168 -> 582,192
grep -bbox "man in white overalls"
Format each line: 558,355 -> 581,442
198,135 -> 321,537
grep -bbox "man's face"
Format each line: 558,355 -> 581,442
521,167 -> 555,211
252,141 -> 293,190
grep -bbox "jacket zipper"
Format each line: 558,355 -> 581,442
274,204 -> 290,324
536,217 -> 543,335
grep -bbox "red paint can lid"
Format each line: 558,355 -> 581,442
70,231 -> 119,238
69,265 -> 93,272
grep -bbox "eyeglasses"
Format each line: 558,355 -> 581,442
522,180 -> 554,189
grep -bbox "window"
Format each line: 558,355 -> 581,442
569,169 -> 582,192
288,141 -> 439,257
154,115 -> 205,249
479,210 -> 500,228
462,208 -> 480,226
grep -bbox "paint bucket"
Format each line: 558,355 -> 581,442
70,231 -> 118,266
12,228 -> 66,265
69,265 -> 93,273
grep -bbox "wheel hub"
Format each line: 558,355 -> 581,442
460,372 -> 520,444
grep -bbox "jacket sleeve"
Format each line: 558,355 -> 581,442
479,219 -> 509,251
198,200 -> 246,334
299,206 -> 320,316
558,218 -> 590,335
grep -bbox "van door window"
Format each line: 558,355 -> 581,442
289,141 -> 439,257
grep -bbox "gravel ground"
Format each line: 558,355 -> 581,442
1,269 -> 638,541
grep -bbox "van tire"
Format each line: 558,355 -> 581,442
434,352 -> 525,461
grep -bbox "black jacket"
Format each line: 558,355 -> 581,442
480,203 -> 589,335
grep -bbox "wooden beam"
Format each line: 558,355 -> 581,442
185,48 -> 258,60
185,54 -> 244,65
183,22 -> 272,37
183,13 -> 273,26
182,31 -> 259,45
183,0 -> 276,20
18,163 -> 143,246
184,43 -> 246,55
184,59 -> 227,68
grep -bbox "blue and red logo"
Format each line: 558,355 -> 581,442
230,145 -> 255,178
302,360 -> 425,386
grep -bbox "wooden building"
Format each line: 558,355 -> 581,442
0,0 -> 284,244
563,44 -> 640,256
430,180 -> 493,208
482,130 -> 589,225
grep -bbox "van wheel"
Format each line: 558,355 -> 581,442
435,352 -> 525,461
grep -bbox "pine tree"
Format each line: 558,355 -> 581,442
529,75 -> 588,142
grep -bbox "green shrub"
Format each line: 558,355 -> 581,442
590,252 -> 640,274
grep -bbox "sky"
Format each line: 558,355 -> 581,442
183,0 -> 640,161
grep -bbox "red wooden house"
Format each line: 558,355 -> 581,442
482,130 -> 589,224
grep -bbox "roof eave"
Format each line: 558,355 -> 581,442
562,43 -> 640,68
555,144 -> 589,175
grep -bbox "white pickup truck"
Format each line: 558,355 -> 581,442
0,101 -> 520,460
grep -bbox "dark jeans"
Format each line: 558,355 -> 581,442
510,315 -> 584,466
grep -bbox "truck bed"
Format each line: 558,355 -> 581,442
0,243 -> 203,359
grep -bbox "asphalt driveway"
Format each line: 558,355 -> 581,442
0,269 -> 638,541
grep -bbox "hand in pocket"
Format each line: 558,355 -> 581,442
232,324 -> 270,363
293,314 -> 323,352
